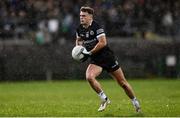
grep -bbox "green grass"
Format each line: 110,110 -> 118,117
0,79 -> 180,117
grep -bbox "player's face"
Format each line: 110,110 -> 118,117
80,11 -> 92,25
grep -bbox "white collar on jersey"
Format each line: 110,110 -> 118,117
89,20 -> 93,26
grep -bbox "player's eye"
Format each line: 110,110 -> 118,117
80,15 -> 86,17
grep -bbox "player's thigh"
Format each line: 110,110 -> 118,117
86,64 -> 103,79
110,68 -> 127,83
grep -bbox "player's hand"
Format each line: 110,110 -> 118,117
82,49 -> 92,56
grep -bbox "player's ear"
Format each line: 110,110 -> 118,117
89,14 -> 93,18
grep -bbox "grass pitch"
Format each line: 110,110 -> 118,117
0,79 -> 180,117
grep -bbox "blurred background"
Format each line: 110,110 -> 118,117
0,0 -> 180,81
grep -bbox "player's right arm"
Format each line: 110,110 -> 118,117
75,31 -> 84,46
76,37 -> 83,46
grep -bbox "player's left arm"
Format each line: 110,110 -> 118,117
82,35 -> 106,56
90,35 -> 107,54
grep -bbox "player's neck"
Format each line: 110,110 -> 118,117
83,20 -> 93,28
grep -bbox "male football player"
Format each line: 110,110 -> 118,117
75,6 -> 141,112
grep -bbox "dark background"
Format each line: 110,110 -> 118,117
0,0 -> 180,81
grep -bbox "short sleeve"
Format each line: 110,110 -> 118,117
96,25 -> 105,39
76,32 -> 80,38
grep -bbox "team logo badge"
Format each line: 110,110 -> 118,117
90,30 -> 94,35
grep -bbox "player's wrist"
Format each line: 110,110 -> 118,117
82,50 -> 92,56
89,51 -> 92,55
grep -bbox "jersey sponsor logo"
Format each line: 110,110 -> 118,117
84,38 -> 97,44
86,32 -> 89,38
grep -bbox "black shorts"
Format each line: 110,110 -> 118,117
90,47 -> 120,72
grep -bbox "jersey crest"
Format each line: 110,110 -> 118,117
90,30 -> 94,35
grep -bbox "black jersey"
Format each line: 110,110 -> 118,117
76,21 -> 107,51
76,21 -> 119,72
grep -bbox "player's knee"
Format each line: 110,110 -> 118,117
86,74 -> 95,82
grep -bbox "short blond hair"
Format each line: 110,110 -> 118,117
80,6 -> 94,15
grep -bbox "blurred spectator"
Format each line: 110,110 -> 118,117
0,0 -> 180,41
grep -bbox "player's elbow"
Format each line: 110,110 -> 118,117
98,37 -> 107,47
100,41 -> 107,48
104,40 -> 107,46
